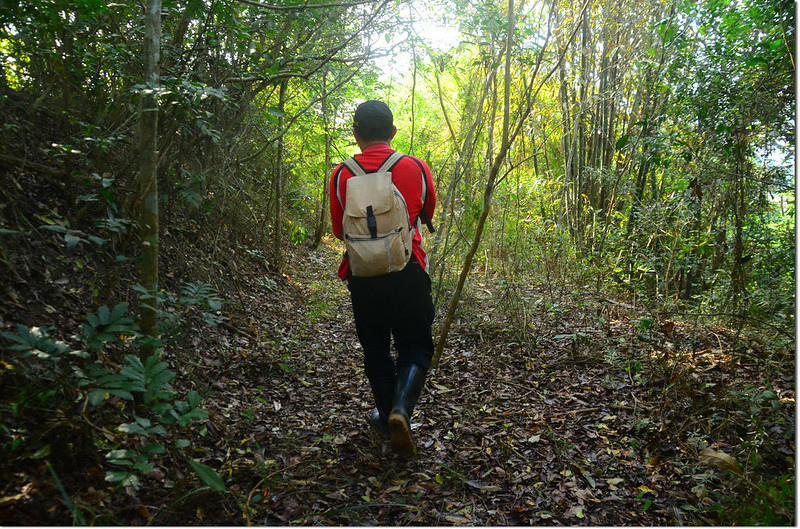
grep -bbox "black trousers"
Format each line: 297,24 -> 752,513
347,259 -> 435,380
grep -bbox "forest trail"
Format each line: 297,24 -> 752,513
160,240 -> 792,526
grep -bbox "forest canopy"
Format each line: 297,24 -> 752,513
0,0 -> 795,525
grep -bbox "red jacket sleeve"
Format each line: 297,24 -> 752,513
421,160 -> 436,229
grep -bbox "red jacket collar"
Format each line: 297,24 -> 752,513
361,143 -> 392,154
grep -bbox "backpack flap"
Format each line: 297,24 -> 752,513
344,172 -> 394,217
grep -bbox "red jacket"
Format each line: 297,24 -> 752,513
329,144 -> 436,280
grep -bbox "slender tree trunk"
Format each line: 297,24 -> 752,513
731,129 -> 749,305
138,0 -> 162,352
576,0 -> 592,249
410,47 -> 417,154
429,66 -> 490,278
273,79 -> 288,272
313,73 -> 330,248
432,0 -> 583,369
433,0 -> 515,369
557,37 -> 572,227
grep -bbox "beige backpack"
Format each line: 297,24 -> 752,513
338,152 -> 414,277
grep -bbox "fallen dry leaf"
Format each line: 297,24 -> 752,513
700,447 -> 743,475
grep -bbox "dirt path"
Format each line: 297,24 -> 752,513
163,241 -> 792,526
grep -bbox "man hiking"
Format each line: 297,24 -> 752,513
329,100 -> 436,456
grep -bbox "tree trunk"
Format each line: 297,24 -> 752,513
433,0 -> 515,369
313,72 -> 330,248
273,79 -> 288,272
730,129 -> 749,305
137,0 -> 162,353
431,0 -> 583,369
429,63 -> 489,279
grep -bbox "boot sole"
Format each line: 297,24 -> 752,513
388,412 -> 416,457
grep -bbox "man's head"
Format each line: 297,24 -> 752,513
353,100 -> 395,143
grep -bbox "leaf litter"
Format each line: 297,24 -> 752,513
0,232 -> 793,525
148,241 -> 793,526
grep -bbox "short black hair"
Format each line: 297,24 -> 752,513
353,100 -> 394,142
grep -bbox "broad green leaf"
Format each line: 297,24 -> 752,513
111,302 -> 130,321
106,449 -> 135,460
118,422 -> 148,435
88,389 -> 107,406
187,390 -> 202,408
98,305 -> 111,325
188,460 -> 227,493
133,462 -> 155,473
106,470 -> 132,482
144,443 -> 165,454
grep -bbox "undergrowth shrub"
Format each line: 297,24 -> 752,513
0,293 -> 228,523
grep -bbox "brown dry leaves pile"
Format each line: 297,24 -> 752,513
158,241 -> 794,526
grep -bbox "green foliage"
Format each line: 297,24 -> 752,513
130,282 -> 228,344
188,459 -> 228,493
1,302 -> 213,498
178,282 -> 228,327
82,302 -> 137,349
0,0 -> 794,521
1,325 -> 73,363
726,472 -> 795,526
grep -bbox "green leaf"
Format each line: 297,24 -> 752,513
106,449 -> 135,460
152,402 -> 173,414
40,224 -> 67,233
187,390 -> 202,409
118,422 -> 148,435
32,445 -> 52,459
745,56 -> 768,68
98,305 -> 111,325
88,389 -> 107,406
188,460 -> 227,493
177,407 -> 208,427
110,302 -> 130,321
106,470 -> 133,482
135,416 -> 152,428
144,443 -> 165,454
124,354 -> 145,372
133,462 -> 155,473
615,135 -> 629,150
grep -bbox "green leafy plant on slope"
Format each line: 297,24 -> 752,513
1,299 -> 227,520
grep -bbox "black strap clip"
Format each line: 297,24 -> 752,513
366,205 -> 378,238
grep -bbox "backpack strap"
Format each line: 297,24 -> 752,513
341,156 -> 365,176
405,156 -> 436,233
379,152 -> 434,232
332,164 -> 347,209
335,152 -> 435,233
336,152 -> 402,208
377,151 -> 404,173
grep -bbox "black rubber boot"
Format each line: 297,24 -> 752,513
367,374 -> 394,439
388,364 -> 427,457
